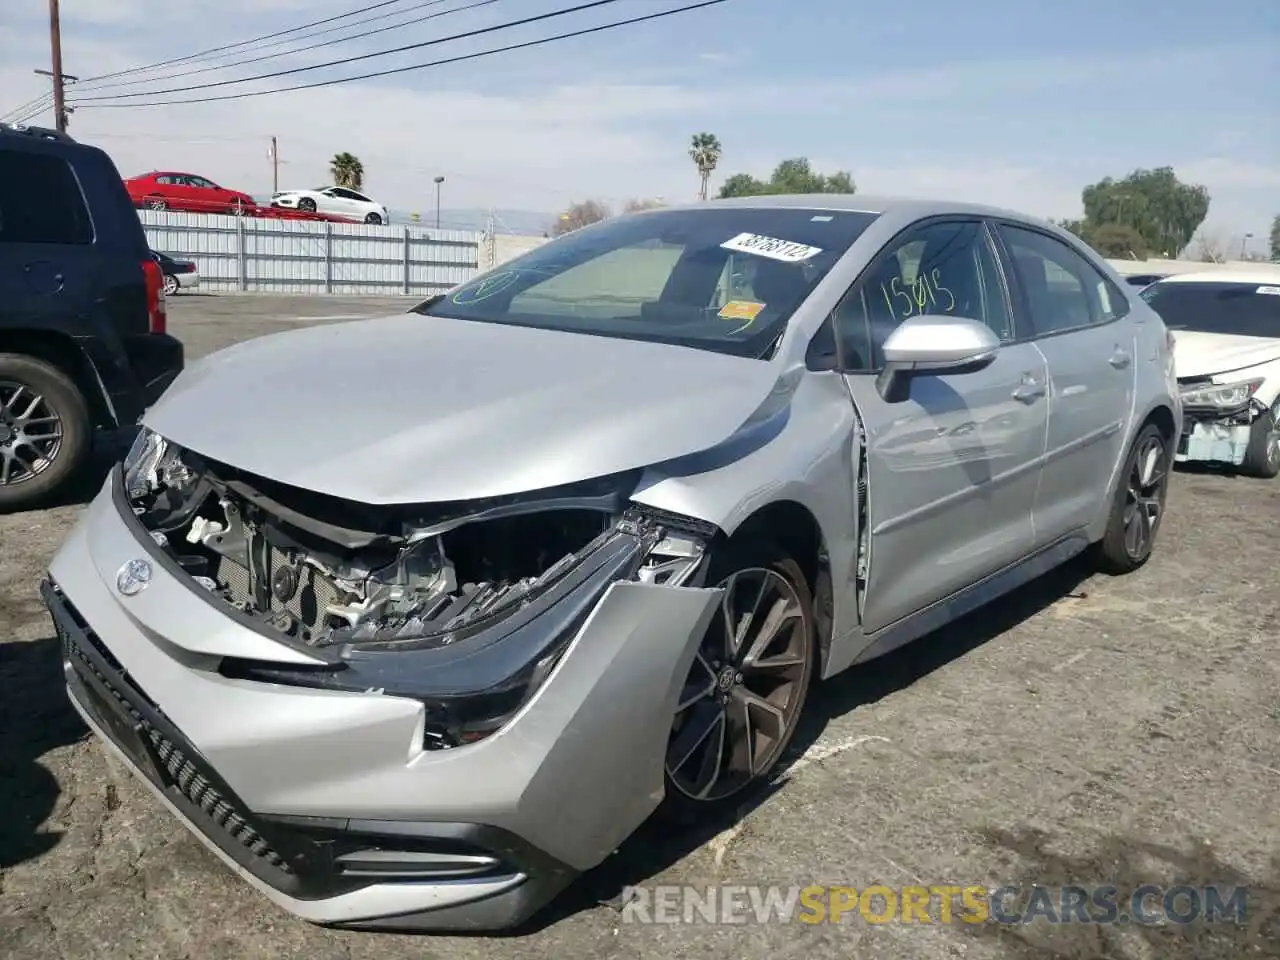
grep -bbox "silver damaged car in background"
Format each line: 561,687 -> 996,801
42,196 -> 1180,932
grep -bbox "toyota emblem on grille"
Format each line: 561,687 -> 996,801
115,558 -> 153,596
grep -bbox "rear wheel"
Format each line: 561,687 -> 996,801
1239,402 -> 1280,479
162,273 -> 179,296
364,212 -> 383,225
145,195 -> 167,211
0,354 -> 91,511
661,539 -> 817,818
1096,423 -> 1170,574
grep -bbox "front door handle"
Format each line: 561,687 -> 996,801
1109,349 -> 1131,369
1011,375 -> 1045,402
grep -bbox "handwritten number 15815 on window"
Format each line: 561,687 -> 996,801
881,269 -> 955,321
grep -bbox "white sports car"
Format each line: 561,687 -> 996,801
270,186 -> 389,224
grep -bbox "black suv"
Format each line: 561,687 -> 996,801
0,123 -> 183,510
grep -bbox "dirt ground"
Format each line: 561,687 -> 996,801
1,294 -> 1277,960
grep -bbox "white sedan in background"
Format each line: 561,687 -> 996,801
270,186 -> 390,224
1141,269 -> 1280,478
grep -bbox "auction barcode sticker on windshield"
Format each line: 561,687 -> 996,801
1257,285 -> 1280,296
721,232 -> 823,263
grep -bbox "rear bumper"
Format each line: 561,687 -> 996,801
80,333 -> 184,426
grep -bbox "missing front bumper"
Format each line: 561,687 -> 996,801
1176,415 -> 1251,466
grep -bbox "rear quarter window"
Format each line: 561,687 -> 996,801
0,149 -> 94,245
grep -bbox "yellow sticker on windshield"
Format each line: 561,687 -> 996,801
719,300 -> 766,321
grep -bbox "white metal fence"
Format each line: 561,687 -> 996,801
138,210 -> 483,296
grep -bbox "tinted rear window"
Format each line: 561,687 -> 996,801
1140,281 -> 1280,337
0,149 -> 93,245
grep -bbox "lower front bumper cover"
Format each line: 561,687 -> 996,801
48,579 -> 574,929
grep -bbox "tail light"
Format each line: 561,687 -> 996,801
141,257 -> 167,334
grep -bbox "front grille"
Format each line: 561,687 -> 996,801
47,586 -> 293,881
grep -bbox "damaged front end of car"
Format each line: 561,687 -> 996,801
1175,375 -> 1267,465
119,427 -> 716,749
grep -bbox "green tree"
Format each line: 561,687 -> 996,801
1086,222 -> 1150,259
1080,167 -> 1208,258
689,133 -> 723,202
717,157 -> 855,198
551,199 -> 610,236
1270,213 -> 1280,261
329,152 -> 365,190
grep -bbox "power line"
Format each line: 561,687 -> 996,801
72,0 -> 629,102
71,0 -> 727,109
1,92 -> 54,123
75,0 -> 487,94
79,0 -> 417,85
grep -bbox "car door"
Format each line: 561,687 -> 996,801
186,176 -> 223,213
992,222 -> 1136,541
834,218 -> 1048,635
0,147 -> 96,351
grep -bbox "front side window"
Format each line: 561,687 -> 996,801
1140,281 -> 1280,338
414,207 -> 880,358
998,224 -> 1129,336
831,219 -> 1013,371
0,150 -> 92,245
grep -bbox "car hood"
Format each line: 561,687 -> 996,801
1173,331 -> 1280,379
143,313 -> 784,505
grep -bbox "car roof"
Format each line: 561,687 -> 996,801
1154,268 -> 1280,286
660,193 -> 1058,226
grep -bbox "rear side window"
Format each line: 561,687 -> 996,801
998,224 -> 1129,336
0,149 -> 93,245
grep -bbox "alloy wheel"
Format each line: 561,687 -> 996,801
665,566 -> 812,803
1266,406 -> 1280,469
0,380 -> 64,486
1122,432 -> 1167,560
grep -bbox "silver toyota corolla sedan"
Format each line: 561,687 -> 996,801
42,195 -> 1180,932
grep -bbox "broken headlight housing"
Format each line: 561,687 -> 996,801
217,504 -> 713,750
1179,377 -> 1264,411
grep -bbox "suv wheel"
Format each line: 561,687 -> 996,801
0,354 -> 91,511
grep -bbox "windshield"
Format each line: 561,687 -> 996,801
414,207 -> 880,358
1141,281 -> 1280,338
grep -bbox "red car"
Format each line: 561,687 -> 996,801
124,171 -> 257,215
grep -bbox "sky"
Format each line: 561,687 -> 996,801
1,0 -> 1276,247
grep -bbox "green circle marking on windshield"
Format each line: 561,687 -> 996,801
452,271 -> 518,304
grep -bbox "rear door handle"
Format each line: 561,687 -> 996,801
1109,349 -> 1131,369
1011,375 -> 1045,402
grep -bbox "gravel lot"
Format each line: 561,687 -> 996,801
2,294 -> 1277,959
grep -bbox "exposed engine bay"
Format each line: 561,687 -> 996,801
122,436 -> 703,650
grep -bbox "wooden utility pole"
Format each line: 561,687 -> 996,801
48,0 -> 68,132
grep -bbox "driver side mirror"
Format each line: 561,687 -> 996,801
876,314 -> 1000,402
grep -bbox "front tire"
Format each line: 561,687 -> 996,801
162,273 -> 179,296
0,354 -> 91,511
1097,422 -> 1171,574
298,197 -> 317,213
661,538 -> 818,819
1240,402 -> 1280,479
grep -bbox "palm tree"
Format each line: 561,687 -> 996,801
689,133 -> 722,201
330,152 -> 365,190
